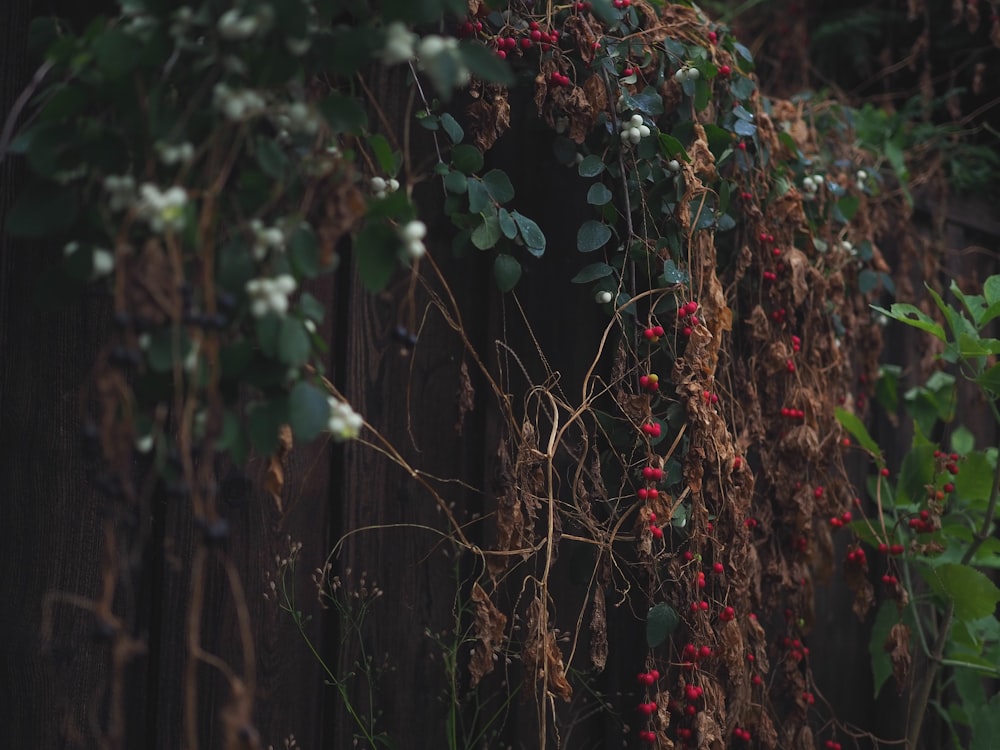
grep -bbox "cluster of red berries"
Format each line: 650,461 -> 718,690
637,700 -> 658,715
908,509 -> 935,533
934,450 -> 962,475
719,605 -> 736,622
548,71 -> 572,87
824,741 -> 843,750
877,542 -> 905,556
678,300 -> 699,336
702,389 -> 719,404
881,573 -> 898,585
648,511 -> 663,539
637,668 -> 660,686
640,373 -> 660,392
642,421 -> 662,438
845,547 -> 867,566
763,270 -> 778,282
637,730 -> 657,744
780,406 -> 805,420
455,20 -> 484,37
802,691 -> 815,705
782,636 -> 809,661
572,1 -> 592,10
643,324 -> 665,342
828,510 -> 852,528
733,727 -> 752,742
681,643 -> 713,666
771,306 -> 787,323
611,0 -> 632,7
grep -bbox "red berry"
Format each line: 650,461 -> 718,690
881,467 -> 891,477
530,29 -> 542,41
712,562 -> 724,574
650,525 -> 663,539
890,544 -> 904,555
944,482 -> 955,493
718,64 -> 731,76
720,606 -> 735,621
496,50 -> 506,59
652,325 -> 664,336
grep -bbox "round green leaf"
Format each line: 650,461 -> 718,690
493,254 -> 521,292
646,602 -> 680,647
289,381 -> 330,442
578,155 -> 606,177
471,214 -> 502,250
577,220 -> 612,253
587,183 -> 613,206
511,210 -> 545,257
482,169 -> 514,203
278,317 -> 311,367
571,262 -> 614,284
452,144 -> 484,175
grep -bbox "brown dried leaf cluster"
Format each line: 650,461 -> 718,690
469,583 -> 507,687
522,599 -> 572,702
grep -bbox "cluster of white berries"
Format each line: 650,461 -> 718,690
400,220 -> 427,259
370,176 -> 400,199
327,397 -> 363,441
156,141 -> 194,166
620,114 -> 651,146
801,173 -> 823,195
136,184 -> 189,233
416,35 -> 471,87
273,101 -> 321,136
246,275 -> 297,318
217,6 -> 273,40
595,290 -> 613,304
64,242 -> 115,279
381,21 -> 417,65
103,174 -> 136,212
213,82 -> 267,122
673,66 -> 701,82
250,219 -> 286,261
855,169 -> 868,191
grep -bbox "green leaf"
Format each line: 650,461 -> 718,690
458,40 -> 514,85
289,224 -> 320,278
452,143 -> 483,175
571,262 -> 614,284
443,169 -> 468,194
897,442 -> 936,506
493,254 -> 521,292
587,182 -> 613,206
858,269 -> 880,294
951,426 -> 976,456
355,223 -> 399,291
838,195 -> 860,222
954,451 -> 995,507
289,381 -> 330,442
969,694 -> 1000,750
870,600 -> 896,698
298,291 -> 325,323
871,303 -> 946,341
511,211 -> 545,257
835,407 -> 882,458
369,133 -> 397,175
661,259 -> 688,285
976,363 -> 1000,396
471,214 -> 502,250
577,220 -> 612,253
248,397 -> 290,455
921,563 -> 1000,621
482,169 -> 514,203
646,602 -> 680,647
277,317 -> 311,367
318,93 -> 368,134
255,314 -> 281,357
5,183 -> 78,237
440,112 -> 464,144
498,208 -> 517,239
467,179 -> 491,213
255,136 -> 287,179
93,29 -> 142,79
693,77 -> 710,111
578,155 -> 606,177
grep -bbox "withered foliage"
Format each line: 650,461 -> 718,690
469,583 -> 507,687
886,622 -> 912,691
264,425 -> 293,514
522,599 -> 573,702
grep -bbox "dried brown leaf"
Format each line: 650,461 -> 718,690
264,425 -> 293,513
886,622 -> 912,690
589,585 -> 607,671
469,583 -> 507,687
466,85 -> 510,152
455,360 -> 475,434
